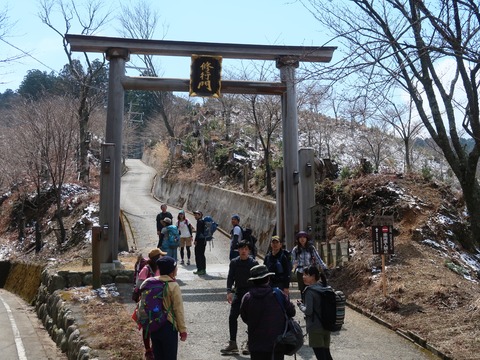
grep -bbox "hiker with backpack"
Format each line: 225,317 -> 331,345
221,240 -> 259,355
263,235 -> 292,295
291,231 -> 328,301
192,210 -> 207,275
229,214 -> 243,260
177,210 -> 194,265
296,265 -> 335,360
160,218 -> 180,261
136,256 -> 187,360
132,248 -> 166,360
156,204 -> 173,249
240,264 -> 296,360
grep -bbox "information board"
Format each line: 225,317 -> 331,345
372,225 -> 394,254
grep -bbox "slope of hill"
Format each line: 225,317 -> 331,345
318,174 -> 479,359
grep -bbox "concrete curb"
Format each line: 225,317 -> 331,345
346,300 -> 452,360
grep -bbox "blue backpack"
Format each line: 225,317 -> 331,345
135,278 -> 173,336
203,216 -> 218,240
165,225 -> 180,249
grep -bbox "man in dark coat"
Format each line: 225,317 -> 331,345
240,264 -> 296,360
192,210 -> 207,275
221,241 -> 259,355
263,235 -> 292,295
156,204 -> 173,248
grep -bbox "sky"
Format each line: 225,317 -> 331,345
0,0 -> 334,93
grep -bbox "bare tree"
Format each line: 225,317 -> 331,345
0,5 -> 26,77
15,96 -> 78,245
376,98 -> 424,174
216,93 -> 240,141
297,82 -> 333,157
239,93 -> 281,195
117,0 -> 176,138
302,0 -> 480,248
39,0 -> 110,184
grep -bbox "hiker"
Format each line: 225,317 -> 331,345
177,210 -> 193,265
156,204 -> 173,249
147,256 -> 187,360
160,218 -> 179,260
263,235 -> 292,294
192,210 -> 207,275
135,248 -> 165,288
291,231 -> 327,300
296,265 -> 334,360
133,248 -> 166,360
221,241 -> 259,355
240,264 -> 295,360
229,214 -> 243,260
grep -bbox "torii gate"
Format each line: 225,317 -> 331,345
66,35 -> 336,267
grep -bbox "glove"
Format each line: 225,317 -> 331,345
180,332 -> 188,341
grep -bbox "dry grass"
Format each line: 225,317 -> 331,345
78,296 -> 145,359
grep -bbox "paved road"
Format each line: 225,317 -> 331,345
120,159 -> 438,360
0,289 -> 66,360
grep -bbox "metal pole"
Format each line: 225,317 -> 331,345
105,48 -> 129,264
277,57 -> 300,251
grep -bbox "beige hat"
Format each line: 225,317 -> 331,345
148,248 -> 166,259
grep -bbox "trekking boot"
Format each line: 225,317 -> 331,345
193,269 -> 206,275
220,340 -> 238,354
180,259 -> 185,265
187,259 -> 191,265
241,340 -> 250,355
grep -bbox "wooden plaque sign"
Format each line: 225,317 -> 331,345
189,55 -> 222,97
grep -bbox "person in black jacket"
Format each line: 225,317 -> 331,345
241,264 -> 296,360
193,210 -> 207,275
221,241 -> 259,355
156,204 -> 173,248
264,235 -> 292,295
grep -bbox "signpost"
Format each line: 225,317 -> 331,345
372,215 -> 394,296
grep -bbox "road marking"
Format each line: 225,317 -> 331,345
0,295 -> 28,360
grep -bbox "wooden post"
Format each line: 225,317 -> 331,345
382,254 -> 387,297
92,226 -> 101,289
243,164 -> 248,193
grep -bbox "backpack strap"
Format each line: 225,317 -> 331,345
146,264 -> 155,278
272,287 -> 290,340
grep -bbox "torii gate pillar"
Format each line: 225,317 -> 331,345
277,57 -> 300,250
100,48 -> 129,267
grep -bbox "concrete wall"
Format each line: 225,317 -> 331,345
152,177 -> 277,254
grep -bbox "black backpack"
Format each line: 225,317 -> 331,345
241,227 -> 258,257
314,287 -> 337,331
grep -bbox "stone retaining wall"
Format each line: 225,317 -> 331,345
4,261 -> 134,360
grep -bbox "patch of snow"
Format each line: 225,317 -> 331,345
233,153 -> 248,161
422,239 -> 446,251
436,214 -> 455,225
70,284 -> 120,302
